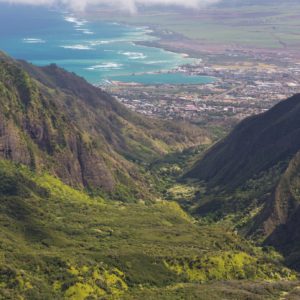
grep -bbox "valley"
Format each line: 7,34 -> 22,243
1,51 -> 300,299
0,159 -> 298,299
2,1 -> 300,299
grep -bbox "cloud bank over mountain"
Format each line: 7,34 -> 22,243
0,0 -> 220,12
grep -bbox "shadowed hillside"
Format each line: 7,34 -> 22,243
186,94 -> 300,190
185,94 -> 300,271
0,51 -> 209,201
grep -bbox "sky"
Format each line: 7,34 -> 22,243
0,0 -> 220,13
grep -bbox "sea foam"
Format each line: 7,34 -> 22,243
64,16 -> 87,27
23,38 -> 45,44
86,63 -> 123,70
119,51 -> 147,60
61,44 -> 93,50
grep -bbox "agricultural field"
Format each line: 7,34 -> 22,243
87,3 -> 300,50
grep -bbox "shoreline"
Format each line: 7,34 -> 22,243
130,24 -> 202,59
126,21 -> 300,62
87,22 -> 214,86
61,14 -> 217,86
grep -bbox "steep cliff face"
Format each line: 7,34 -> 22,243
0,57 -> 115,190
186,94 -> 300,190
261,153 -> 300,268
185,94 -> 300,267
0,52 -> 209,198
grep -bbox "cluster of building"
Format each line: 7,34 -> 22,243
103,52 -> 300,126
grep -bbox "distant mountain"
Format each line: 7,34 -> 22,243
0,51 -> 209,200
186,94 -> 300,269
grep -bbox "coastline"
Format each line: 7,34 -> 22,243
131,25 -> 203,59
89,21 -> 215,86
87,17 -> 203,60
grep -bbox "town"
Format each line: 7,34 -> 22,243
103,49 -> 300,128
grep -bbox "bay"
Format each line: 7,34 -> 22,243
0,4 -> 214,85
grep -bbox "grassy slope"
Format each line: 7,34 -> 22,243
0,52 -> 210,202
171,94 -> 300,277
0,159 -> 298,299
175,95 -> 300,240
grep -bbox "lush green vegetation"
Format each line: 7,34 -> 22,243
0,53 -> 211,204
123,281 -> 300,300
1,52 -> 300,299
0,159 -> 298,299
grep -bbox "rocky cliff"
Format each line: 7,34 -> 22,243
185,94 -> 300,268
0,51 -> 209,199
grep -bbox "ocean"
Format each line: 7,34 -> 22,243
0,4 -> 214,85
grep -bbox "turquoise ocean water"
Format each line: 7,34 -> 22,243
0,4 -> 214,85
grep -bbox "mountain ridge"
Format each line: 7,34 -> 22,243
0,51 -> 210,200
186,94 -> 300,190
185,93 -> 300,270
1,51 -> 300,299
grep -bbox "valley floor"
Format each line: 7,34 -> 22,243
0,155 -> 298,299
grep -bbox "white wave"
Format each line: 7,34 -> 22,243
86,63 -> 123,70
23,38 -> 45,44
75,28 -> 94,35
64,16 -> 88,27
89,40 -> 110,46
64,15 -> 94,36
83,30 -> 94,35
90,39 -> 127,45
90,36 -> 147,46
144,60 -> 168,65
119,51 -> 147,60
60,44 -> 93,50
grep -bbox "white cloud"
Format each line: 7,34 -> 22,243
0,0 -> 220,13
